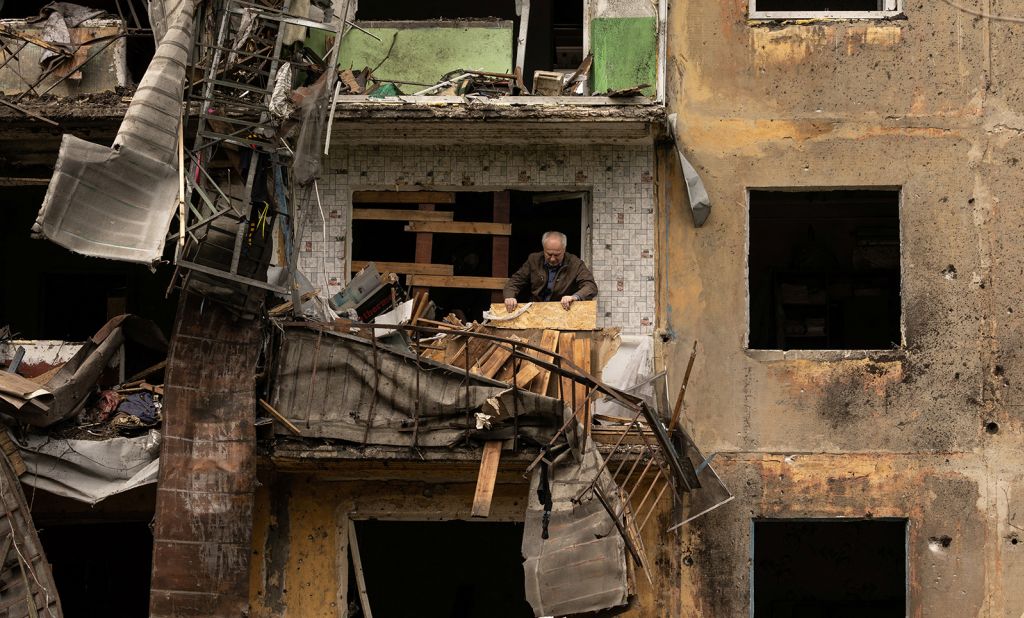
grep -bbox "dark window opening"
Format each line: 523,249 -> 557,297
0,187 -> 176,344
748,190 -> 901,351
353,0 -> 584,90
754,519 -> 907,618
755,0 -> 886,11
350,191 -> 584,322
353,520 -> 532,618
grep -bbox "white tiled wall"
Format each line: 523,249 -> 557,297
298,144 -> 656,334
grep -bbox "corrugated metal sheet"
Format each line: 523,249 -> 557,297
32,1 -> 195,264
522,435 -> 630,616
271,327 -> 565,447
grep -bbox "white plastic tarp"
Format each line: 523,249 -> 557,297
18,430 -> 160,504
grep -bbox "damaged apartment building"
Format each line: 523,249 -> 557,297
0,0 -> 1022,616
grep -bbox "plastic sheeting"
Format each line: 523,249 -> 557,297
19,430 -> 160,504
33,0 -> 196,264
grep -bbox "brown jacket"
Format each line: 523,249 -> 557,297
503,252 -> 599,302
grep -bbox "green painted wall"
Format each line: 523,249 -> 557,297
591,17 -> 657,96
334,23 -> 513,90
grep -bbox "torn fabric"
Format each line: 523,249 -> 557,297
667,113 -> 711,227
19,430 -> 160,504
33,0 -> 196,264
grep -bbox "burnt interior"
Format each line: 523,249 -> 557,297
754,519 -> 907,617
354,520 -> 533,618
748,189 -> 901,351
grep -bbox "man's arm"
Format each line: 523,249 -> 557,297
503,257 -> 532,300
573,259 -> 598,300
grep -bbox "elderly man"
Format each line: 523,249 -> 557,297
503,231 -> 598,312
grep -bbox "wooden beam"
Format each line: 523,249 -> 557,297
471,440 -> 503,518
492,191 -> 511,304
258,399 -> 302,436
404,221 -> 512,236
128,359 -> 167,382
351,261 -> 453,276
351,208 -> 453,222
353,191 -> 455,204
471,340 -> 518,379
406,275 -> 507,290
413,204 -> 435,296
347,520 -> 374,618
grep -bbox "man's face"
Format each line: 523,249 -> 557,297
542,238 -> 566,267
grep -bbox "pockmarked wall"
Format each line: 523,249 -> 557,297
660,0 -> 1024,615
300,144 -> 658,334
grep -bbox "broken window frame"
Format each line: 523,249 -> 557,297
748,0 -> 902,20
743,186 -> 905,354
330,0 -> 668,104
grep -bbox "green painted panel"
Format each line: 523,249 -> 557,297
591,17 -> 657,97
333,23 -> 513,90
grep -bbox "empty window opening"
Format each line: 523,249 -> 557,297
352,520 -> 532,618
754,519 -> 907,618
747,190 -> 901,351
0,187 -> 176,341
751,0 -> 900,15
37,521 -> 154,617
350,191 -> 584,322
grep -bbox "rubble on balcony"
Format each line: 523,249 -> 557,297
0,315 -> 167,505
261,272 -> 732,616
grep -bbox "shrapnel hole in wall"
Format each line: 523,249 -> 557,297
747,189 -> 901,351
753,519 -> 907,618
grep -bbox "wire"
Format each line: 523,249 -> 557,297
940,0 -> 1024,24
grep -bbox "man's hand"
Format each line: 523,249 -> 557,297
504,297 -> 518,313
560,295 -> 576,311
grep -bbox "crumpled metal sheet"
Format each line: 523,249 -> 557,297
32,0 -> 195,264
667,113 -> 711,227
18,430 -> 160,505
522,423 -> 630,617
0,315 -> 166,428
270,327 -> 565,447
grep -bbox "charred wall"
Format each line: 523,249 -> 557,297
661,0 -> 1024,615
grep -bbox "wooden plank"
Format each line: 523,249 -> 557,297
258,399 -> 302,436
558,332 -> 575,407
471,440 -> 503,518
515,329 -> 559,390
351,208 -> 454,222
413,204 -> 435,296
573,336 -> 592,425
351,261 -> 453,276
471,342 -> 516,379
488,300 -> 598,330
533,330 -> 561,395
404,221 -> 512,236
347,520 -> 374,618
407,275 -> 507,290
353,191 -> 455,204
336,515 -> 350,618
492,191 -> 511,304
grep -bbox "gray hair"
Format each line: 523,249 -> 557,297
541,231 -> 567,248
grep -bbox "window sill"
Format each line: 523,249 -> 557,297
748,11 -> 905,21
745,348 -> 906,363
